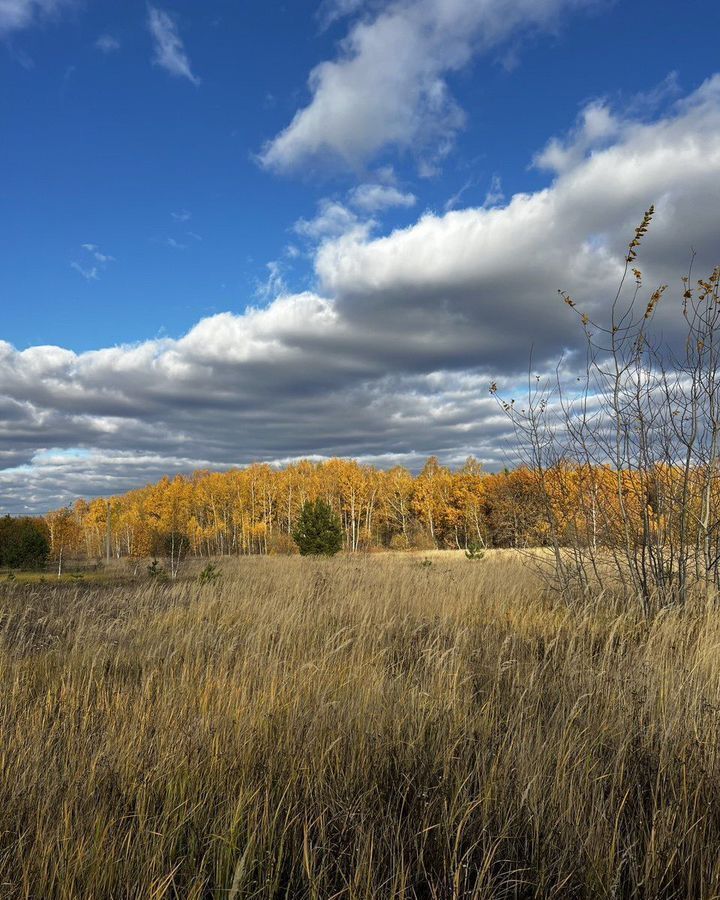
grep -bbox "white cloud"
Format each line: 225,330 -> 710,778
533,99 -> 620,174
348,183 -> 416,213
317,0 -> 368,30
171,209 -> 191,222
296,181 -> 416,244
147,5 -> 200,86
0,448 -> 236,513
4,77 -> 720,510
294,198 -> 365,242
259,0 -> 598,173
0,0 -> 73,35
256,260 -> 286,300
95,33 -> 120,53
312,78 -> 720,371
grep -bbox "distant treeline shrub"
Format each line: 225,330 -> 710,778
0,516 -> 50,569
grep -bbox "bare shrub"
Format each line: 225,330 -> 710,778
494,208 -> 720,611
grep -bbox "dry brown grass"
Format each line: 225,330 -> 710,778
1,553 -> 720,898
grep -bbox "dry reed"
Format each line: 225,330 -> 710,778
0,553 -> 719,898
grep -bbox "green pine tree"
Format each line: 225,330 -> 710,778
292,499 -> 343,556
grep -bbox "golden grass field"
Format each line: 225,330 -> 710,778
1,552 -> 720,898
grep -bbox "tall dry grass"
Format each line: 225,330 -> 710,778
1,553 -> 720,898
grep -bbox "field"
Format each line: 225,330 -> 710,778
1,553 -> 720,899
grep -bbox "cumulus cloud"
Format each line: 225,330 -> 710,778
3,77 -> 720,511
147,5 -> 200,86
317,76 -> 720,350
295,179 -> 416,245
0,0 -> 73,35
533,100 -> 620,174
294,199 -> 365,242
259,0 -> 599,173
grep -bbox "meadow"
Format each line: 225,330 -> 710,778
1,552 -> 720,899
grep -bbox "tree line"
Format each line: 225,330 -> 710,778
40,457 -> 555,563
10,452 -> 720,588
39,455 -> 700,567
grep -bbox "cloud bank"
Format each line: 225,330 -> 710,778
3,77 -> 720,512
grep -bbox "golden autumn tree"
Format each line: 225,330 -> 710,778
452,456 -> 488,549
46,506 -> 83,576
412,457 -> 455,548
381,466 -> 415,549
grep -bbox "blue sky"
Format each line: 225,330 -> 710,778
1,0 -> 719,511
1,0 -> 714,350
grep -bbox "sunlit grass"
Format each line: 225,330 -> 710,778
0,553 -> 719,898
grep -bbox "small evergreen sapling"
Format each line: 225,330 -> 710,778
292,499 -> 343,556
198,562 -> 222,585
465,542 -> 485,561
